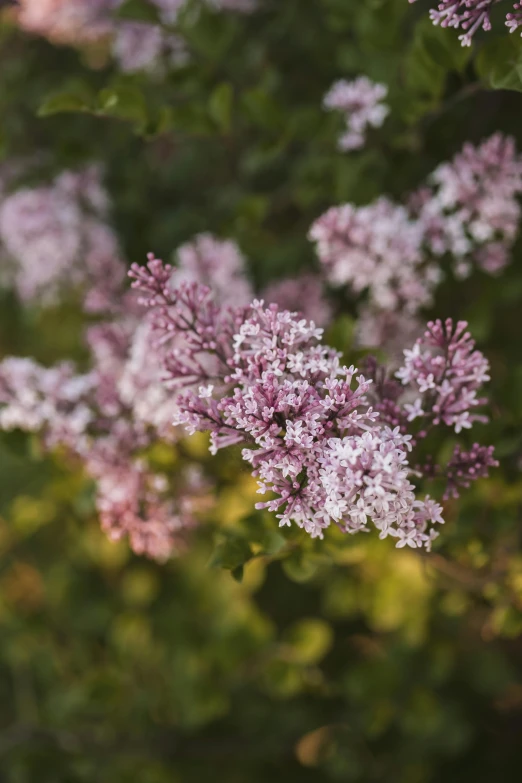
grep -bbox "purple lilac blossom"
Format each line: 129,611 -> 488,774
309,197 -> 440,314
310,134 -> 522,353
128,255 -> 496,551
396,319 -> 491,434
414,133 -> 522,278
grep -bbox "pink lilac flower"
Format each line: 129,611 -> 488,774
309,197 -> 440,313
0,166 -> 125,310
262,274 -> 332,327
0,317 -> 205,560
0,356 -> 188,562
414,133 -> 522,278
311,135 -> 522,332
129,256 -> 496,551
396,319 -> 490,434
323,76 -> 389,151
0,357 -> 95,445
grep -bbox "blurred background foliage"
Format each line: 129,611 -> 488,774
1,0 -> 522,780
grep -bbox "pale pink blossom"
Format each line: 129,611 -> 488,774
323,76 -> 389,151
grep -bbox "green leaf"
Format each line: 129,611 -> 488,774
97,85 -> 149,133
241,88 -> 282,130
38,89 -> 93,117
209,82 -> 233,133
239,516 -> 288,557
475,35 -> 522,92
417,20 -> 470,73
209,534 -> 253,571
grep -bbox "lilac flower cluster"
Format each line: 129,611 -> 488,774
128,256 -> 496,551
409,1 -> 522,46
15,0 -> 255,72
310,134 -> 522,352
396,319 -> 491,434
309,197 -> 439,314
323,76 -> 389,151
0,309 -> 206,561
413,134 -> 522,278
0,166 -> 125,311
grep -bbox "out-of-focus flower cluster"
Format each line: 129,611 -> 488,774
408,0 -> 522,46
0,165 -> 125,310
311,133 -> 522,352
14,0 -> 254,73
128,256 -> 496,552
0,300 -> 207,561
412,134 -> 522,278
323,76 -> 389,151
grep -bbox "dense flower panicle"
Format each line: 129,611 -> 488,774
90,443 -> 204,562
0,344 -> 204,560
171,233 -> 254,307
309,197 -> 440,313
311,134 -> 522,326
131,257 -> 496,550
415,133 -> 522,278
396,319 -> 490,433
0,357 -> 95,446
0,257 -> 211,560
0,166 -> 125,309
323,76 -> 389,151
262,274 -> 333,327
